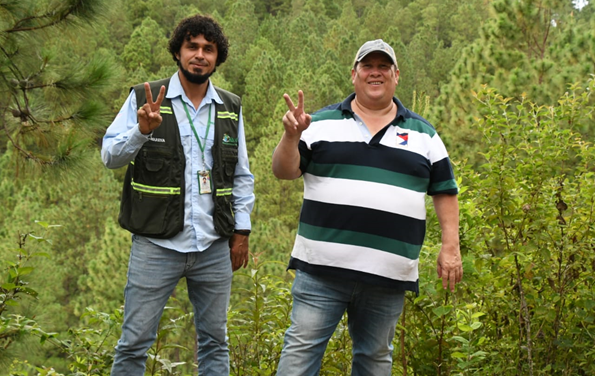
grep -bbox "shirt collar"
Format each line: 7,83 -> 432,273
166,72 -> 223,106
339,93 -> 408,123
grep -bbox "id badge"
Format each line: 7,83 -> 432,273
198,170 -> 212,194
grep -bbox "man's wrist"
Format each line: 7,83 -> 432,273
282,131 -> 301,146
139,125 -> 153,136
234,229 -> 251,236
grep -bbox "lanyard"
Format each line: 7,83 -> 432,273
182,101 -> 212,169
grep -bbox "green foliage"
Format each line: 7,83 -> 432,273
55,308 -> 120,375
0,222 -> 58,356
453,80 -> 595,374
0,0 -> 117,170
228,262 -> 291,375
121,17 -> 170,75
219,0 -> 260,96
449,303 -> 488,375
2,0 -> 595,374
1,223 -> 211,376
74,217 -> 130,316
0,151 -> 125,372
435,0 -> 595,163
241,39 -> 287,151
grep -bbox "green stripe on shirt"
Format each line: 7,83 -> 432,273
298,222 -> 422,260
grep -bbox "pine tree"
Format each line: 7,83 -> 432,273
220,0 -> 260,97
0,0 -> 116,174
120,17 -> 171,76
75,217 -> 130,315
433,0 -> 595,163
242,39 -> 287,151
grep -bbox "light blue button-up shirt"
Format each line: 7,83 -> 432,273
101,72 -> 255,253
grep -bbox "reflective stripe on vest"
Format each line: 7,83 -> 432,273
217,111 -> 238,121
216,188 -> 232,197
131,179 -> 181,195
136,106 -> 173,115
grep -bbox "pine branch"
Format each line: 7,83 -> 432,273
1,107 -> 43,163
5,0 -> 103,33
7,9 -> 74,33
0,45 -> 24,80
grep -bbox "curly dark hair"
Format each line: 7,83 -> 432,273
168,15 -> 229,67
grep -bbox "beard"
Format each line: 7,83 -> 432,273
179,63 -> 216,84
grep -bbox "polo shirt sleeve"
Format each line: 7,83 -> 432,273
297,139 -> 313,175
298,122 -> 317,174
427,133 -> 459,196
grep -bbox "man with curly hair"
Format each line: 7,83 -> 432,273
102,14 -> 254,376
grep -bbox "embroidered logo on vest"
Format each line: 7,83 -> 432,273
222,133 -> 238,146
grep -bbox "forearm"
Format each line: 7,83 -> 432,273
101,90 -> 147,169
272,131 -> 302,180
232,176 -> 255,231
433,193 -> 463,291
432,194 -> 460,249
101,125 -> 148,169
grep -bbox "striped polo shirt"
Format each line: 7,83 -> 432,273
288,93 -> 458,293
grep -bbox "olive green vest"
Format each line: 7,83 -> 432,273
118,78 -> 241,238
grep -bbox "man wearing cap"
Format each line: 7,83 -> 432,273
272,39 -> 462,375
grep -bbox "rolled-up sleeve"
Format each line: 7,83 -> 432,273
101,90 -> 151,169
232,107 -> 255,230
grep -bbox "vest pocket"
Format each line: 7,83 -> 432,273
213,194 -> 234,237
127,190 -> 182,238
145,158 -> 163,171
137,148 -> 173,186
221,146 -> 238,177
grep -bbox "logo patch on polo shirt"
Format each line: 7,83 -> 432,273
397,132 -> 408,146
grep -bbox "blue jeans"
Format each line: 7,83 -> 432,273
110,235 -> 232,376
276,270 -> 405,376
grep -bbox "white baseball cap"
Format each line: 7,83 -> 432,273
353,39 -> 398,69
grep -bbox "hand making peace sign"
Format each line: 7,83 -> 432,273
282,90 -> 312,138
138,82 -> 166,135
